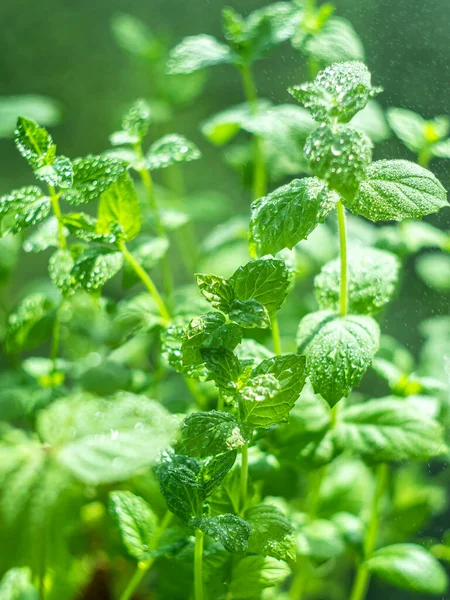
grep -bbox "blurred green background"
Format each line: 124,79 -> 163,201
0,2 -> 449,597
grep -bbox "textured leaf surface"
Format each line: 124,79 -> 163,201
201,348 -> 242,390
315,247 -> 400,315
192,514 -> 250,552
145,134 -> 201,170
246,504 -> 296,561
0,186 -> 51,237
71,246 -> 123,291
195,275 -> 235,313
297,311 -> 380,405
350,160 -> 447,222
109,490 -> 157,560
14,116 -> 55,169
178,411 -> 250,457
335,398 -> 446,461
229,555 -> 290,599
365,544 -> 448,594
250,178 -> 338,256
4,292 -> 56,353
62,155 -> 126,205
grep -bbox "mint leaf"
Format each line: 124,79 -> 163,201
289,61 -> 381,123
192,514 -> 250,553
242,354 -> 307,427
201,348 -> 242,390
48,249 -> 75,294
0,186 -> 51,236
167,35 -> 232,74
349,160 -> 448,221
335,398 -> 446,461
156,454 -> 204,522
71,246 -> 124,291
23,217 -> 66,253
250,177 -> 338,256
365,544 -> 448,595
297,311 -> 380,406
201,101 -> 269,146
195,274 -> 235,312
0,95 -> 61,138
35,155 -> 73,189
4,292 -> 56,353
109,490 -> 157,560
229,258 -> 290,317
304,124 -> 372,196
181,312 -> 242,368
110,99 -> 152,146
145,134 -> 201,171
178,411 -> 250,457
14,116 -> 55,169
229,555 -> 290,599
386,108 -> 427,153
314,247 -> 400,315
61,212 -> 114,243
62,155 -> 126,205
97,172 -> 141,241
229,298 -> 271,329
246,504 -> 296,561
199,450 -> 237,497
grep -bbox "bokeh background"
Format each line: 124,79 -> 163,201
1,1 -> 449,598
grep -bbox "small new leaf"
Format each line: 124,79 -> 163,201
195,274 -> 235,312
97,172 -> 141,241
167,35 -> 233,74
349,160 -> 448,222
297,311 -> 380,406
15,116 -> 55,169
35,155 -> 73,189
109,490 -> 158,560
201,348 -> 242,390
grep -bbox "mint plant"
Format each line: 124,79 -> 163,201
0,4 -> 450,600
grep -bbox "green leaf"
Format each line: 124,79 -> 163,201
294,16 -> 364,65
201,101 -> 270,146
71,246 -> 124,291
111,13 -> 161,59
23,217 -> 67,253
242,354 -> 307,427
61,212 -> 114,243
228,298 -> 271,329
246,504 -> 296,561
195,274 -> 235,312
38,392 -> 177,485
181,312 -> 242,369
35,155 -> 73,189
108,490 -> 158,560
229,555 -> 290,599
192,514 -> 250,553
335,398 -> 446,462
0,95 -> 61,138
48,249 -> 75,294
62,155 -> 126,205
201,348 -> 242,390
145,134 -> 201,171
229,258 -> 290,317
297,311 -> 380,406
97,171 -> 141,241
167,34 -> 232,74
4,292 -> 56,353
349,160 -> 448,222
157,454 -> 204,522
110,99 -> 152,146
315,247 -> 400,315
365,544 -> 448,595
351,100 -> 390,144
178,411 -> 250,457
297,518 -> 346,560
199,450 -> 237,497
250,177 -> 338,256
416,253 -> 450,293
0,186 -> 51,236
304,124 -> 372,196
289,61 -> 381,124
0,567 -> 38,600
386,108 -> 427,153
432,137 -> 450,158
14,116 -> 55,169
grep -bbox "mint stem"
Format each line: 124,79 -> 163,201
337,200 -> 348,316
194,528 -> 204,600
239,443 -> 249,515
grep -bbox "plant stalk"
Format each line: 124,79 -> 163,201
119,511 -> 172,600
239,443 -> 249,515
271,315 -> 282,355
48,185 -> 67,250
240,64 -> 267,199
349,463 -> 389,600
120,240 -> 171,324
194,529 -> 204,600
336,201 -> 348,316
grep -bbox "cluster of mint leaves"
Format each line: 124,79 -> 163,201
1,2 -> 450,600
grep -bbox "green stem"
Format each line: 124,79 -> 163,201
239,443 -> 249,515
194,529 -> 204,600
418,147 -> 432,168
119,511 -> 172,600
271,315 -> 282,355
185,377 -> 208,410
119,240 -> 171,324
336,201 -> 348,317
48,186 -> 67,250
240,64 -> 267,199
349,463 -> 389,600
